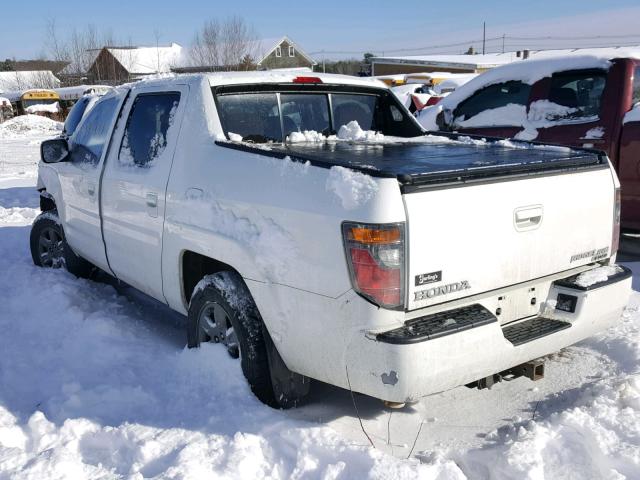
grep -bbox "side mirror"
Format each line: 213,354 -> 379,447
41,138 -> 70,164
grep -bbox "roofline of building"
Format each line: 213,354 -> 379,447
370,57 -> 504,69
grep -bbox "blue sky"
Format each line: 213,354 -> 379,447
2,0 -> 640,60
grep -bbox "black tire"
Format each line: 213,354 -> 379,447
188,271 -> 310,409
30,211 -> 94,278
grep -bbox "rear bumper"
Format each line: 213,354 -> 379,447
343,265 -> 632,403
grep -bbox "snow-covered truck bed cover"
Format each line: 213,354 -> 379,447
219,136 -> 604,187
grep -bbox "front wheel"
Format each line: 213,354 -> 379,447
188,271 -> 310,409
30,211 -> 94,277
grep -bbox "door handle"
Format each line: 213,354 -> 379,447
146,192 -> 159,218
514,206 -> 543,231
146,193 -> 158,208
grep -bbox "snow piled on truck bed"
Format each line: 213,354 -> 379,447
1,126 -> 640,479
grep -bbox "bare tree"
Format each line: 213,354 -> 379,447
189,16 -> 258,71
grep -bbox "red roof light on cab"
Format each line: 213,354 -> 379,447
292,76 -> 323,84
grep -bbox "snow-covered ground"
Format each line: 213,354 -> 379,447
0,117 -> 639,479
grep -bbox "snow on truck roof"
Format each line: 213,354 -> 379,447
204,71 -> 385,88
124,71 -> 388,90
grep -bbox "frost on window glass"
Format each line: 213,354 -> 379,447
69,96 -> 119,167
119,93 -> 180,168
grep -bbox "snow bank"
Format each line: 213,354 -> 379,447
0,195 -> 437,478
0,114 -> 62,138
326,165 -> 379,210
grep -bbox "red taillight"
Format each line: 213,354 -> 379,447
426,96 -> 443,106
343,222 -> 405,309
612,186 -> 621,256
292,76 -> 323,84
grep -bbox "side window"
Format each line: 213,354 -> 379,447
453,81 -> 531,124
69,96 -> 119,167
632,66 -> 640,106
547,70 -> 607,121
119,92 -> 180,168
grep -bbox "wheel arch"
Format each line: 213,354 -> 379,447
181,250 -> 252,308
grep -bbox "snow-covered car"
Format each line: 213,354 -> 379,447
61,93 -> 105,138
32,72 -> 631,409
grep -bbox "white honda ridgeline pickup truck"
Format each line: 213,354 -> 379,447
32,72 -> 631,408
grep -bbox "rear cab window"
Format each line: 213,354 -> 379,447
213,84 -> 423,143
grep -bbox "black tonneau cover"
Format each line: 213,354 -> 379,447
217,135 -> 605,188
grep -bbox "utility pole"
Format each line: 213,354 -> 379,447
482,22 -> 486,55
502,34 -> 505,53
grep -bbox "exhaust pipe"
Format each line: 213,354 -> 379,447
467,360 -> 545,390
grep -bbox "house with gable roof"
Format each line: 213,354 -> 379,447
256,36 -> 316,70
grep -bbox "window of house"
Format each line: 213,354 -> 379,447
632,66 -> 640,105
275,46 -> 282,58
69,95 -> 120,167
453,81 -> 531,125
119,92 -> 181,167
547,70 -> 607,121
289,46 -> 295,57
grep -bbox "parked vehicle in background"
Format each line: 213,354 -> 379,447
56,85 -> 113,117
417,50 -> 640,230
15,89 -> 61,119
62,93 -> 108,138
391,83 -> 441,114
0,97 -> 13,122
405,72 -> 478,93
32,72 -> 630,409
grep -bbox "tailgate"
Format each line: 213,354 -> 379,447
405,166 -> 615,310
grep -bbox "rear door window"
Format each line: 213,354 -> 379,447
119,92 -> 181,167
546,70 -> 607,121
453,81 -> 531,125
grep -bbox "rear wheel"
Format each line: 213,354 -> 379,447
188,271 -> 310,409
30,211 -> 94,278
